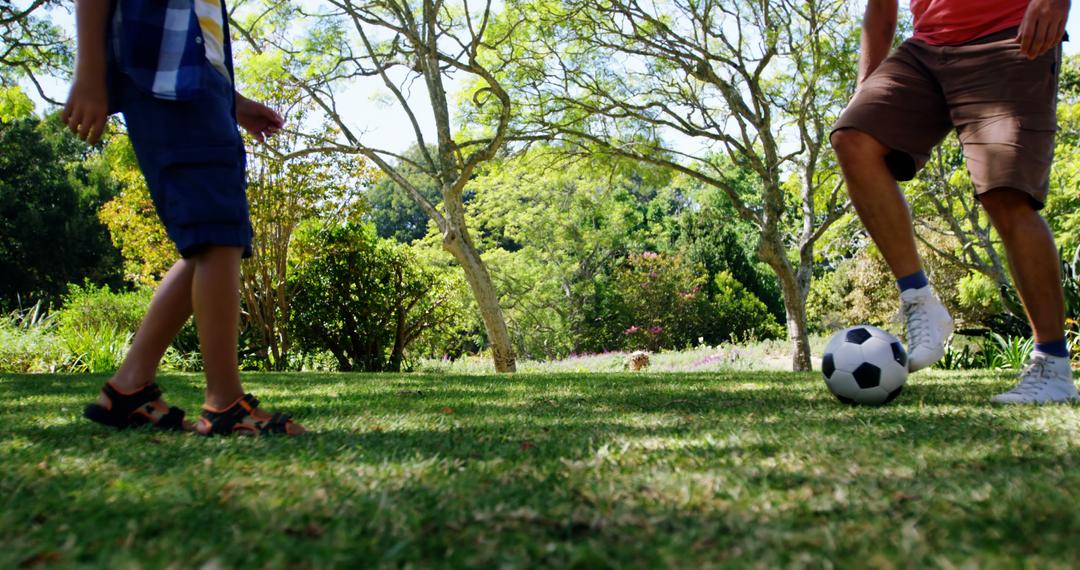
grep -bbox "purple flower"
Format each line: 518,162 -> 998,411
649,326 -> 663,334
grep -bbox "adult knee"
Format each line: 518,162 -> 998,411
981,188 -> 1040,239
830,128 -> 887,165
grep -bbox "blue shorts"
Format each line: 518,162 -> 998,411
116,64 -> 253,258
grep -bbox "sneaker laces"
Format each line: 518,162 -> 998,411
901,297 -> 930,347
1008,358 -> 1054,396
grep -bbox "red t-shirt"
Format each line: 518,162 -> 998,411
911,0 -> 1029,45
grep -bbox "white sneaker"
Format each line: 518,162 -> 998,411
900,286 -> 954,372
991,353 -> 1079,405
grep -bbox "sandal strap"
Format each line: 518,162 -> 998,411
102,382 -> 164,418
156,406 -> 187,430
262,412 -> 294,434
201,394 -> 260,434
200,394 -> 294,436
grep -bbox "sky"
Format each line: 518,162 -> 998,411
19,1 -> 1080,154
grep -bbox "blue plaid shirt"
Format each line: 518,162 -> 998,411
107,0 -> 234,103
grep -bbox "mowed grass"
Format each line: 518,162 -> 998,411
1,371 -> 1078,569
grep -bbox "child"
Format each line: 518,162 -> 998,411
63,0 -> 305,434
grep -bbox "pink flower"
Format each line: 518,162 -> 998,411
624,325 -> 641,335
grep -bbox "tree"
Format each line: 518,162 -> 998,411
230,0 -> 531,372
0,114 -> 122,307
507,0 -> 855,369
1,0 -> 70,106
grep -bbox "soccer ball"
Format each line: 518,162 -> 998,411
821,325 -> 908,406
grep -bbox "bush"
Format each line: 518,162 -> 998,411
956,273 -> 1002,326
50,284 -> 148,373
0,302 -> 67,373
708,272 -> 784,343
55,283 -> 151,335
288,222 -> 464,372
612,252 -> 711,351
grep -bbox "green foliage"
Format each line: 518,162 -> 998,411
709,272 -> 785,343
288,222 -> 463,371
807,243 -> 897,331
0,302 -> 66,373
0,115 -> 123,307
936,334 -> 1036,371
612,252 -> 709,351
608,253 -> 780,351
0,282 -> 202,374
672,184 -> 785,322
364,146 -> 440,244
0,85 -> 33,122
955,273 -> 1003,326
55,283 -> 151,337
52,284 -> 147,374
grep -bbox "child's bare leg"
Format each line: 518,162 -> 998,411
110,260 -> 194,390
191,246 -> 246,409
193,246 -> 304,434
100,259 -> 195,409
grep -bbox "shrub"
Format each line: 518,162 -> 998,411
0,302 -> 67,373
612,252 -> 710,351
288,222 -> 464,372
49,284 -> 148,373
55,283 -> 151,335
708,272 -> 784,343
956,273 -> 1002,325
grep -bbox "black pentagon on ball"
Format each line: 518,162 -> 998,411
822,353 -> 835,378
852,362 -> 881,389
891,342 -> 908,368
845,327 -> 873,345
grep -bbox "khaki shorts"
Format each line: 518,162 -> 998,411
833,28 -> 1062,208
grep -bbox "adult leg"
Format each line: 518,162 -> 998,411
831,128 -> 923,279
983,188 -> 1077,403
831,128 -> 953,371
980,189 -> 1065,343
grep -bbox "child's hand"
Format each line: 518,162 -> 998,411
61,74 -> 109,145
235,94 -> 284,143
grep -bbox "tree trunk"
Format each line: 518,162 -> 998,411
389,306 -> 406,373
440,216 -> 517,373
778,272 -> 813,372
759,239 -> 813,372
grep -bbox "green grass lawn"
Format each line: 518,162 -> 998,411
1,371 -> 1078,569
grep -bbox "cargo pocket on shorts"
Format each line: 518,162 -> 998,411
1017,113 -> 1058,168
158,145 -> 248,228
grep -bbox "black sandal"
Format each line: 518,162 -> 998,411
84,382 -> 188,431
196,394 -> 299,436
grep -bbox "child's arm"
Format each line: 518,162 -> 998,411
235,92 -> 285,143
62,0 -> 111,145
